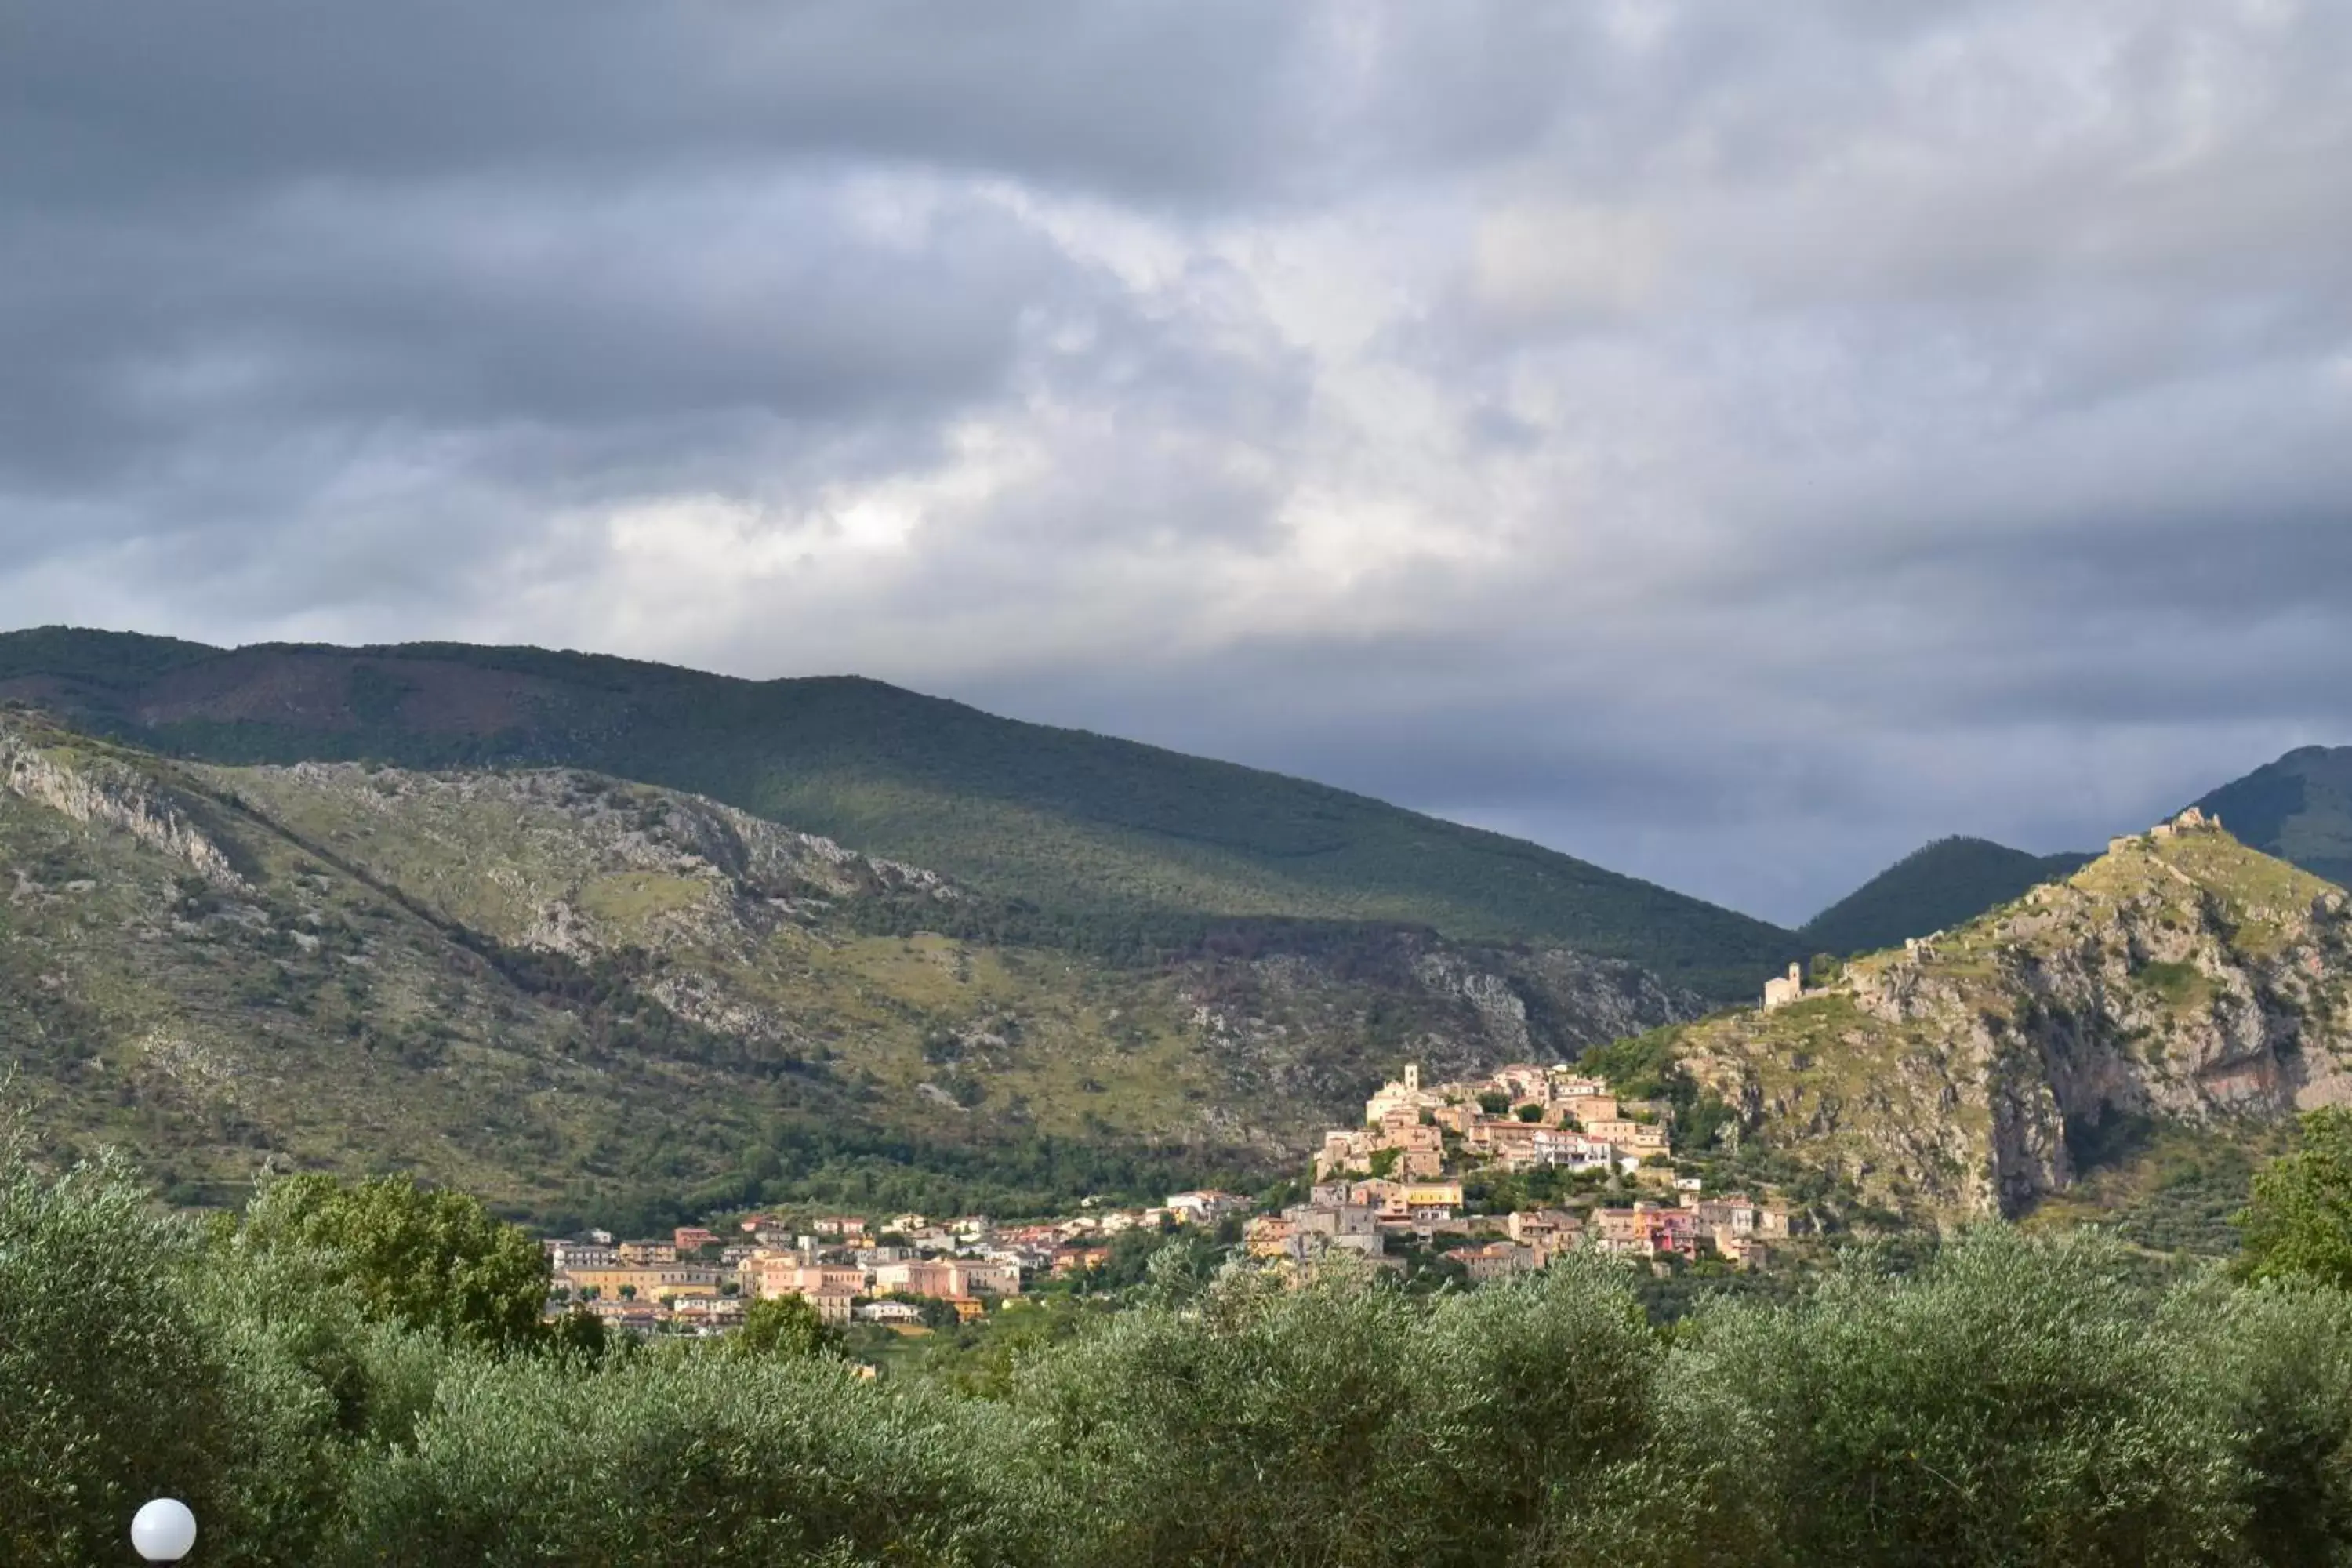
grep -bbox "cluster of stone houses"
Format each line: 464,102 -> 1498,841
546,1189 -> 1252,1333
542,1054 -> 1808,1327
1253,1062 -> 1791,1278
1317,1062 -> 1670,1182
1588,1195 -> 1791,1267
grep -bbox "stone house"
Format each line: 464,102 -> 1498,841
1525,1127 -> 1617,1172
1245,1214 -> 1299,1259
1490,1064 -> 1551,1102
855,1301 -> 924,1324
1166,1190 -> 1250,1225
750,1258 -> 866,1301
563,1261 -> 722,1300
1562,1093 -> 1621,1127
1505,1209 -> 1582,1250
1466,1118 -> 1540,1158
873,1259 -> 956,1298
948,1259 -> 1022,1298
1585,1116 -> 1669,1154
1457,1241 -> 1542,1283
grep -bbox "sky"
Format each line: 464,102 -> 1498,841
5,1 -> 2351,925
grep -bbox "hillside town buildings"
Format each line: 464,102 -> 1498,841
1267,1061 -> 1794,1279
549,1059 -> 1799,1336
547,1189 -> 1241,1333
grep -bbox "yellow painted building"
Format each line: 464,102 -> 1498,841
561,1263 -> 722,1300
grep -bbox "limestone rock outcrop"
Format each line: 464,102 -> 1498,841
0,719 -> 245,886
1678,824 -> 2352,1221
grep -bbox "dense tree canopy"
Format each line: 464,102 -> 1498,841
14,1142 -> 2352,1565
731,1294 -> 842,1360
2238,1107 -> 2352,1290
239,1173 -> 549,1350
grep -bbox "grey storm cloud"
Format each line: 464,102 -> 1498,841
5,0 -> 2352,924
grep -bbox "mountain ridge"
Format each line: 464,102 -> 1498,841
0,626 -> 1801,998
2194,744 -> 2352,890
0,708 -> 1697,1224
1800,836 -> 2096,959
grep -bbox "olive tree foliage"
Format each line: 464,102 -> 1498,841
2164,1271 -> 2352,1566
189,1247 -> 459,1565
26,1129 -> 2352,1566
238,1172 -> 550,1351
334,1352 -> 1062,1566
0,1136 -> 452,1567
731,1291 -> 844,1359
1645,1229 -> 2245,1567
0,1142 -> 241,1566
1014,1254 -> 1666,1568
2238,1106 -> 2352,1291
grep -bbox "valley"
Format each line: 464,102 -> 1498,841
9,627 -> 2352,1255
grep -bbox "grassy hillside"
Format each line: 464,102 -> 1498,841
1601,819 -> 2352,1235
2194,745 -> 2352,889
0,710 -> 1694,1223
1800,836 -> 2094,958
0,627 -> 1798,999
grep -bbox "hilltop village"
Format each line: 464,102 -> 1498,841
1249,1062 -> 1792,1279
548,1059 -> 1798,1338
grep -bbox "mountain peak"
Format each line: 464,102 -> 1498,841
2193,745 -> 2352,891
1667,821 -> 2348,1227
1799,835 -> 2093,960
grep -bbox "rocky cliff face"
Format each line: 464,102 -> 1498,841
0,718 -> 245,885
1675,823 -> 2352,1221
227,760 -> 954,964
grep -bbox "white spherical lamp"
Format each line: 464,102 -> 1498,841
131,1497 -> 198,1562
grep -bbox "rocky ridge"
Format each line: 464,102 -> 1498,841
0,717 -> 245,886
1669,815 -> 2352,1221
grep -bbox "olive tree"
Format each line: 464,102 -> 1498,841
240,1173 -> 549,1351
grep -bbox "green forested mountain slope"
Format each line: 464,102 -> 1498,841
2194,746 -> 2352,890
0,710 -> 1693,1222
0,626 -> 1799,997
1635,820 -> 2350,1236
1800,837 -> 2094,958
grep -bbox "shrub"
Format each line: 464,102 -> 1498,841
335,1353 -> 1057,1565
731,1293 -> 843,1359
2238,1107 -> 2352,1290
0,1140 -> 432,1566
2167,1273 -> 2352,1564
1018,1255 -> 1663,1566
1650,1229 -> 2242,1566
239,1173 -> 550,1351
0,1146 -> 244,1566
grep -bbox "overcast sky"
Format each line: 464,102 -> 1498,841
6,2 -> 2350,924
